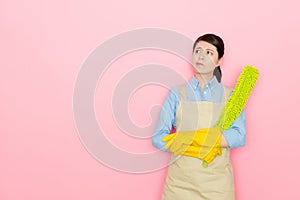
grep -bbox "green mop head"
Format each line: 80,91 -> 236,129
202,65 -> 259,168
215,65 -> 259,130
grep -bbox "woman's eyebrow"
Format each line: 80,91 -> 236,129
206,48 -> 215,52
195,47 -> 215,52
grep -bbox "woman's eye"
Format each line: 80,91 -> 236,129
207,51 -> 213,55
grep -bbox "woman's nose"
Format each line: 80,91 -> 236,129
199,54 -> 205,60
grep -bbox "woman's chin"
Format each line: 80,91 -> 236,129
193,67 -> 206,74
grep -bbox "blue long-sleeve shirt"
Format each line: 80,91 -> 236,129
152,75 -> 246,152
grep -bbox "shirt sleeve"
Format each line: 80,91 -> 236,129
222,109 -> 246,148
152,87 -> 179,152
221,87 -> 247,148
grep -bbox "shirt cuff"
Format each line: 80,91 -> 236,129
152,133 -> 168,152
222,129 -> 245,148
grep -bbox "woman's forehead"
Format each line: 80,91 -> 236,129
195,41 -> 217,51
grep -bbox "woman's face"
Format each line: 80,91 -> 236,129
192,41 -> 222,74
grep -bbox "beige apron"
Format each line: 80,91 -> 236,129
161,85 -> 235,200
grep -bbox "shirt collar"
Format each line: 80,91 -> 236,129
189,75 -> 219,91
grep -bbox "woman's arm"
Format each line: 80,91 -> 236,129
221,109 -> 246,148
152,87 -> 179,152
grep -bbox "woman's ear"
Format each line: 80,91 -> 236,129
216,57 -> 223,66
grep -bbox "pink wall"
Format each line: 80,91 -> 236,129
1,0 -> 300,199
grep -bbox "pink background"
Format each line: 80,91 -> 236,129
1,0 -> 300,199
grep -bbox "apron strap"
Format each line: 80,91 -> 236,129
179,85 -> 187,101
222,86 -> 232,102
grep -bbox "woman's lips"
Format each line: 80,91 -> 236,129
196,62 -> 204,66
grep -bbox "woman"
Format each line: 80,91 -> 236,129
152,33 -> 246,199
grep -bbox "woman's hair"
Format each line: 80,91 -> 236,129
192,33 -> 225,82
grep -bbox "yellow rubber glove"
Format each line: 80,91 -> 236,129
162,126 -> 223,165
181,135 -> 222,163
162,128 -> 208,154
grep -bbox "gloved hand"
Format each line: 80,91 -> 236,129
162,129 -> 203,154
181,136 -> 222,164
162,126 -> 223,165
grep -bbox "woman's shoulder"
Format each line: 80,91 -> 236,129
168,85 -> 181,97
166,83 -> 189,101
222,84 -> 233,91
221,84 -> 234,97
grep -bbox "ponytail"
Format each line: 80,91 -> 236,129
214,66 -> 222,82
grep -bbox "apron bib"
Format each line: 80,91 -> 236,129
161,85 -> 235,200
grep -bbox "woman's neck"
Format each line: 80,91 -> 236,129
194,73 -> 214,91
